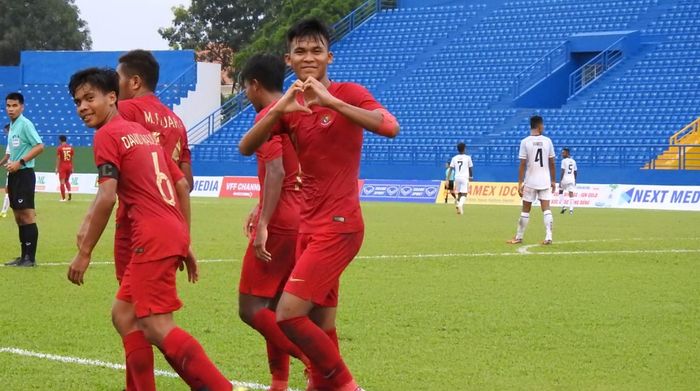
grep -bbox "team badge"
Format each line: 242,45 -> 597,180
320,113 -> 332,126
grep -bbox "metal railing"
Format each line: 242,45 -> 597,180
569,37 -> 625,97
648,144 -> 700,170
188,0 -> 396,145
511,41 -> 569,97
155,63 -> 197,103
669,117 -> 699,145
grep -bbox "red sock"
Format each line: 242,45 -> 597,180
266,340 -> 290,385
252,308 -> 311,367
158,347 -> 206,390
65,180 -> 71,193
310,328 -> 341,389
161,327 -> 232,391
278,316 -> 353,388
325,328 -> 339,351
60,183 -> 65,200
122,330 -> 155,391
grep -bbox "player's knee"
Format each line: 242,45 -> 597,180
238,305 -> 255,326
111,307 -> 137,336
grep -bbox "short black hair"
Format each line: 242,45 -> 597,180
562,147 -> 570,153
5,92 -> 24,104
3,124 -> 9,131
240,54 -> 286,92
59,135 -> 67,142
530,115 -> 543,129
457,142 -> 466,153
118,49 -> 160,91
287,18 -> 332,50
69,67 -> 120,97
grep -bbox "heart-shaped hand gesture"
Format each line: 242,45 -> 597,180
301,77 -> 337,109
273,80 -> 312,114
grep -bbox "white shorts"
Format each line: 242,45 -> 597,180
454,177 -> 470,194
561,181 -> 576,193
522,186 -> 553,203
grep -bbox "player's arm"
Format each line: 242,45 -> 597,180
0,153 -> 9,166
517,159 -> 526,197
179,162 -> 194,192
239,80 -> 308,156
304,77 -> 399,138
469,167 -> 474,180
7,143 -> 44,173
446,167 -> 454,181
549,157 -> 556,193
55,152 -> 60,173
68,177 -> 117,285
574,169 -> 578,182
560,167 -> 565,183
254,157 -> 284,262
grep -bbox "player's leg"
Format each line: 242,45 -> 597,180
559,188 -> 566,213
133,258 -> 232,391
11,170 -> 38,266
276,232 -> 364,391
568,191 -> 575,213
305,303 -> 340,390
2,184 -> 10,217
539,190 -> 554,244
509,188 -> 533,243
112,290 -> 155,391
59,172 -> 66,201
65,171 -> 72,200
4,177 -> 22,265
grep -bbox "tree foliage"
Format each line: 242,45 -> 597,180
0,0 -> 91,66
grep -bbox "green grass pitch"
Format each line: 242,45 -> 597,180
0,193 -> 698,390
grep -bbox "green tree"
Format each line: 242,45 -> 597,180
0,0 -> 91,65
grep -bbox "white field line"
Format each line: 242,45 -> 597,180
0,346 -> 297,391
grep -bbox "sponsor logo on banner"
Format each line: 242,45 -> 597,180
191,176 -> 222,198
220,176 -> 260,198
35,174 -> 47,191
34,172 -> 98,194
361,180 -> 441,203
611,185 -> 700,211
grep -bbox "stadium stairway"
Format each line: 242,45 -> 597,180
648,117 -> 700,170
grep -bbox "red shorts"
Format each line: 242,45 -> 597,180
239,232 -> 297,298
114,221 -> 132,282
283,231 -> 364,307
116,257 -> 182,318
58,167 -> 72,181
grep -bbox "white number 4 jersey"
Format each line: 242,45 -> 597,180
518,135 -> 555,190
449,154 -> 473,180
561,157 -> 577,183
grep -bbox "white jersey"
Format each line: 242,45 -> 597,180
450,154 -> 473,180
518,135 -> 555,190
561,157 -> 577,184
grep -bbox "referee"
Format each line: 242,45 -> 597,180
4,92 -> 44,267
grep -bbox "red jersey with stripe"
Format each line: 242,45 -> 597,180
93,115 -> 188,263
57,144 -> 74,169
278,82 -> 384,234
254,103 -> 301,236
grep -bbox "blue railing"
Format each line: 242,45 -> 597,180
156,63 -> 197,105
192,143 -> 670,168
511,41 -> 570,97
188,0 -> 396,144
569,37 -> 625,98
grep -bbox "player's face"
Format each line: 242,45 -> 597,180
5,99 -> 23,120
116,64 -> 136,100
244,79 -> 263,112
286,36 -> 333,81
72,83 -> 117,129
562,150 -> 569,158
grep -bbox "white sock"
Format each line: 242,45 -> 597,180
516,212 -> 529,240
559,193 -> 565,208
543,210 -> 553,241
1,194 -> 8,213
569,195 -> 574,211
458,194 -> 466,209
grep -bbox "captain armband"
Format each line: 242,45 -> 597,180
97,163 -> 119,180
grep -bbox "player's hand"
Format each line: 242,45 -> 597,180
551,182 -> 557,194
272,80 -> 312,115
181,247 -> 199,283
4,161 -> 21,173
302,77 -> 340,109
253,223 -> 272,262
67,252 -> 91,286
518,184 -> 524,198
244,204 -> 259,239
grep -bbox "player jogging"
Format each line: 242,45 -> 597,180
55,135 -> 74,202
66,67 -> 232,391
447,142 -> 473,215
239,19 -> 400,391
443,161 -> 455,203
507,115 -> 556,245
559,148 -> 577,214
238,54 -> 311,391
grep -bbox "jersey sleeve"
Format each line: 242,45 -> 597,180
449,156 -> 456,168
256,135 -> 283,163
468,156 -> 474,168
166,153 -> 185,184
178,128 -> 191,164
22,122 -> 43,146
342,83 -> 384,111
573,160 -> 578,172
518,139 -> 527,160
561,160 -> 566,169
548,139 -> 556,159
93,130 -> 121,183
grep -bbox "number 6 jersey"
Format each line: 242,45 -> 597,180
93,115 -> 189,263
518,134 -> 555,190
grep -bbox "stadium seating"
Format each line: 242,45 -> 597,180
195,0 -> 699,170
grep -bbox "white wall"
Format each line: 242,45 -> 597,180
173,62 -> 221,130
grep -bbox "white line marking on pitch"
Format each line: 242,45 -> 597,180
0,346 -> 298,391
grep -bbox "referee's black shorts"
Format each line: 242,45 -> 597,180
8,168 -> 36,210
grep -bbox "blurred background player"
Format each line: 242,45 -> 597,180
66,67 -> 232,391
4,92 -> 44,267
559,148 -> 577,214
447,142 -> 473,215
508,115 -> 556,245
55,135 -> 74,202
238,53 -> 310,391
239,18 -> 399,391
443,160 -> 455,203
1,124 -> 10,218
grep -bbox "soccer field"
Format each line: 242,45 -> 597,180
0,193 -> 698,390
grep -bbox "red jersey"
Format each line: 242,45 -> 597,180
255,104 -> 301,235
118,94 -> 191,165
57,144 -> 74,168
279,82 -> 384,234
93,115 -> 189,263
